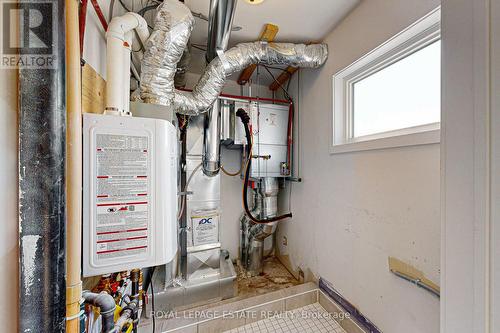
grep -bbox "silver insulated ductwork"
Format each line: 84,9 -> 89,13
140,0 -> 328,175
140,0 -> 195,106
140,0 -> 328,114
172,42 -> 328,114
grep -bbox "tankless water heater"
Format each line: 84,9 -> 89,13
83,113 -> 177,276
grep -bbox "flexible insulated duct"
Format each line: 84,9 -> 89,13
141,0 -> 195,106
173,42 -> 328,115
140,0 -> 328,115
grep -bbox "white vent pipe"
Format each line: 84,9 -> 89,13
105,12 -> 149,115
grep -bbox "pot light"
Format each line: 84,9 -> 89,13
245,0 -> 265,4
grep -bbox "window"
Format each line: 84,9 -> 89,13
332,8 -> 441,154
352,40 -> 441,137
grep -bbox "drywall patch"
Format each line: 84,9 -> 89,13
21,235 -> 40,296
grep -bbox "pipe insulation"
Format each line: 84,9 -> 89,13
18,0 -> 66,331
140,0 -> 328,115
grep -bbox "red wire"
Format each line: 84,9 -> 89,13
90,0 -> 108,32
286,101 -> 294,176
79,0 -> 89,58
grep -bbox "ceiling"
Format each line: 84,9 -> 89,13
183,0 -> 360,82
185,0 -> 360,46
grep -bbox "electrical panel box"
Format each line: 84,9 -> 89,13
222,100 -> 290,178
83,113 -> 177,276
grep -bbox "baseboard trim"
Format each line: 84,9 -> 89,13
319,277 -> 382,333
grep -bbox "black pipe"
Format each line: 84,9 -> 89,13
83,291 -> 116,333
130,269 -> 141,333
178,120 -> 188,278
18,0 -> 66,331
236,109 -> 292,224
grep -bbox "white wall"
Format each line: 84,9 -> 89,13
276,1 -> 441,332
440,0 -> 500,332
492,2 -> 500,330
0,70 -> 18,332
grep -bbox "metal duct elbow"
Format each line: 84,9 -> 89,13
140,0 -> 195,106
173,42 -> 328,115
83,291 -> 116,333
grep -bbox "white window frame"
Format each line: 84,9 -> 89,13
331,7 -> 441,154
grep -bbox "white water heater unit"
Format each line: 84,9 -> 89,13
83,113 -> 177,276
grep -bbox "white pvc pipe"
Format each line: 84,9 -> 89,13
105,12 -> 149,115
123,31 -> 133,115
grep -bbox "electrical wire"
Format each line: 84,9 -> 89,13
108,0 -> 116,22
113,0 -> 156,29
118,0 -> 132,12
261,65 -> 292,100
177,162 -> 203,220
149,266 -> 156,333
191,44 -> 207,52
137,4 -> 159,16
221,161 -> 244,177
297,69 -> 301,178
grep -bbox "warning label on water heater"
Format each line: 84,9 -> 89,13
94,133 -> 150,260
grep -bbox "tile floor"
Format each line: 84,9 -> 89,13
223,303 -> 347,333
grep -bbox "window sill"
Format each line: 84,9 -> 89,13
330,127 -> 440,154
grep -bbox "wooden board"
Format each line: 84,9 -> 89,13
237,23 -> 279,85
388,256 -> 440,294
82,62 -> 105,114
269,66 -> 299,91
